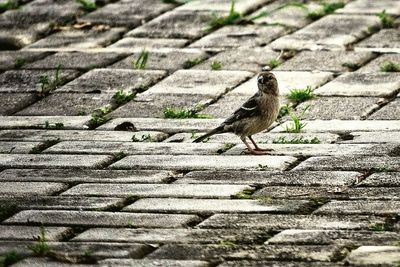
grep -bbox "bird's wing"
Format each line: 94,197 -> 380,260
224,92 -> 261,125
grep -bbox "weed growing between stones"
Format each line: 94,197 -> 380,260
29,139 -> 60,154
215,143 -> 235,154
380,60 -> 400,72
163,106 -> 212,119
75,0 -> 97,11
37,65 -> 62,97
210,61 -> 222,71
132,50 -> 149,69
267,59 -> 280,69
132,134 -> 155,142
112,89 -> 135,105
307,2 -> 345,21
231,188 -> 254,199
113,151 -> 127,161
14,57 -> 26,69
42,121 -> 64,130
183,58 -> 203,69
29,226 -> 50,256
205,0 -> 241,32
272,136 -> 320,144
88,106 -> 112,129
342,62 -> 360,71
285,105 -> 310,133
217,239 -> 236,248
0,251 -> 23,267
0,0 -> 18,11
368,222 -> 388,231
286,86 -> 315,104
376,10 -> 395,28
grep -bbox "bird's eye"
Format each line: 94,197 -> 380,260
257,76 -> 264,84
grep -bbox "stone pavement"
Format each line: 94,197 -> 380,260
0,0 -> 399,266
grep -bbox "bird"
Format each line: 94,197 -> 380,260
193,71 -> 280,155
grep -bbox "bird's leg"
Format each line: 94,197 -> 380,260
248,135 -> 274,152
241,137 -> 266,155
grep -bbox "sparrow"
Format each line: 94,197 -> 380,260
193,71 -> 280,155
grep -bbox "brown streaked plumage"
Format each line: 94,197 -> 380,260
193,71 -> 280,155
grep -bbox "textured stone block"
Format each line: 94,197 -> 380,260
314,200 -> 400,216
98,259 -> 209,267
109,37 -> 189,48
0,225 -> 71,241
356,29 -> 400,53
0,141 -> 41,154
0,93 -> 38,115
0,182 -> 67,196
368,98 -> 400,120
345,246 -> 400,266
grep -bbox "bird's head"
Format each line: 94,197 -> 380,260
257,71 -> 278,95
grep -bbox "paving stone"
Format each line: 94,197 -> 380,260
340,131 -> 400,144
0,141 -> 41,154
218,261 -> 342,267
226,143 -> 396,157
0,69 -> 80,93
198,214 -> 385,230
314,200 -> 400,216
176,0 -> 270,13
0,129 -> 168,142
56,69 -> 166,94
230,71 -> 333,96
357,53 -> 400,73
78,0 -> 174,27
147,244 -> 341,262
337,0 -> 400,15
62,183 -> 251,198
0,168 -> 172,183
355,29 -> 400,53
313,72 -> 400,97
98,118 -> 224,133
273,120 -> 400,133
267,230 -> 400,246
25,27 -> 126,50
276,51 -> 375,73
73,228 -> 266,244
110,155 -> 297,171
11,257 -> 96,267
0,154 -> 113,169
5,210 -> 201,228
109,48 -> 208,73
293,156 -> 400,171
138,69 -> 252,98
44,141 -> 236,155
0,225 -> 71,241
368,98 -> 400,120
359,172 -> 400,187
126,10 -> 224,40
0,195 -> 125,211
0,93 -> 38,115
0,51 -> 50,70
0,182 -> 67,196
270,14 -> 381,50
124,198 -> 311,214
24,52 -> 128,70
296,97 -> 381,120
190,24 -> 287,51
98,259 -> 209,267
193,48 -> 280,73
178,171 -> 360,186
345,246 -> 400,266
109,37 -> 189,49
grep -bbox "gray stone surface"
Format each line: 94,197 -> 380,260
368,98 -> 400,120
0,141 -> 41,154
110,155 -> 297,171
0,116 -> 92,130
0,51 -> 50,70
356,29 -> 400,53
124,198 -> 311,214
0,225 -> 71,241
176,0 -> 270,13
358,172 -> 400,187
0,93 -> 38,115
345,246 -> 400,266
357,53 -> 400,73
337,0 -> 400,15
0,182 -> 67,196
314,200 -> 400,216
109,37 -> 189,49
0,154 -> 113,169
5,210 -> 200,228
62,183 -> 251,198
98,259 -> 209,267
339,131 -> 400,144
218,261 -> 342,267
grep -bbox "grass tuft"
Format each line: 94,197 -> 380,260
0,251 -> 23,267
210,61 -> 222,71
37,65 -> 62,97
376,10 -> 395,28
231,188 -> 254,199
132,50 -> 149,70
131,134 -> 155,142
28,226 -> 50,256
368,223 -> 388,231
75,0 -> 97,11
0,0 -> 18,11
272,136 -> 320,144
307,2 -> 345,20
112,89 -> 135,105
163,107 -> 211,119
286,86 -> 315,104
205,0 -> 241,32
88,106 -> 112,129
183,58 -> 203,69
380,60 -> 400,72
285,105 -> 309,133
14,57 -> 26,69
267,59 -> 280,69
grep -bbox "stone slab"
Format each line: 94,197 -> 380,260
98,259 -> 209,267
0,182 -> 67,196
355,29 -> 400,53
293,156 -> 400,171
44,141 -> 236,155
24,52 -> 128,70
276,51 -> 375,73
0,93 -> 38,115
0,195 -> 125,211
0,69 -> 79,93
56,69 -> 166,94
345,246 -> 400,266
198,214 -> 385,230
190,25 -> 287,51
0,225 -> 71,241
0,154 -> 113,169
313,72 -> 400,97
337,0 -> 400,15
110,49 -> 208,73
62,184 -> 251,198
109,37 -> 189,48
0,169 -> 172,183
0,51 -> 50,70
230,71 -> 333,96
314,200 -> 400,216
358,172 -> 400,187
5,210 -> 201,228
339,131 -> 400,144
0,129 -> 168,142
110,155 -> 297,171
0,116 -> 92,130
176,0 -> 270,13
368,98 -> 400,120
11,257 -> 96,267
123,198 -> 311,214
0,141 -> 41,154
296,97 -> 381,120
272,120 -> 400,133
218,261 -> 342,267
178,171 -> 360,186
357,53 -> 400,73
25,27 -> 126,50
270,14 -> 381,50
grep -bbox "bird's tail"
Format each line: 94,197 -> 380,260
193,126 -> 224,143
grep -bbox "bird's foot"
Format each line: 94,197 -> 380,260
254,147 -> 274,152
243,149 -> 268,155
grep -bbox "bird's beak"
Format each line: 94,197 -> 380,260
257,76 -> 264,83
